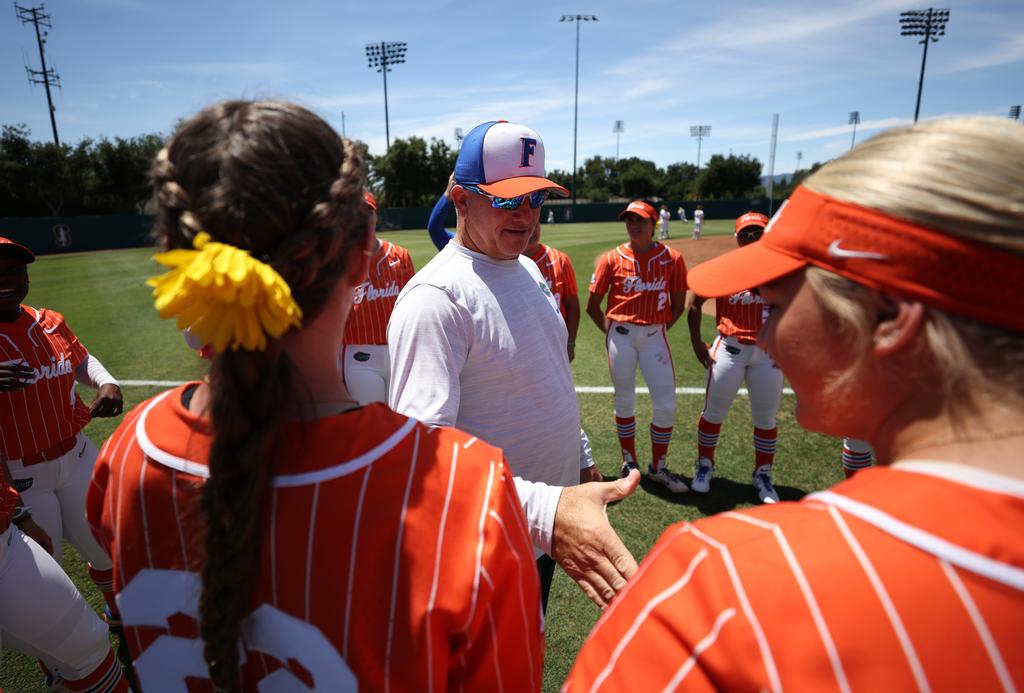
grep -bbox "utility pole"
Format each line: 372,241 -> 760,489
560,14 -> 598,214
900,8 -> 950,123
767,114 -> 779,215
16,3 -> 61,146
689,125 -> 711,169
365,41 -> 407,152
849,111 -> 861,150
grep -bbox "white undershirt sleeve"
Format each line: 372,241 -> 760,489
74,354 -> 118,390
512,477 -> 563,557
388,284 -> 470,427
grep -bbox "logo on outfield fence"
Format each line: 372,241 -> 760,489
53,224 -> 71,248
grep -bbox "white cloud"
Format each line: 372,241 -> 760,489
938,33 -> 1024,74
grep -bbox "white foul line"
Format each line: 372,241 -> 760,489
118,380 -> 794,396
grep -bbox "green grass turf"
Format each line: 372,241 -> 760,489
1,220 -> 845,691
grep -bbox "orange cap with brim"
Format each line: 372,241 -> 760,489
735,212 -> 769,234
363,190 -> 378,210
687,186 -> 1024,332
618,200 -> 658,222
0,236 -> 35,264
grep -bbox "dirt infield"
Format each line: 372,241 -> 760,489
663,235 -> 735,268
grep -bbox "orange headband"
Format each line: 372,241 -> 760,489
687,186 -> 1024,331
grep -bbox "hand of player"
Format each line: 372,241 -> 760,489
444,172 -> 456,199
567,345 -> 576,363
692,341 -> 714,369
0,361 -> 34,392
19,517 -> 54,555
551,469 -> 640,609
89,383 -> 124,418
579,465 -> 602,484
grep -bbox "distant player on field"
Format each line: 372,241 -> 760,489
658,203 -> 671,240
341,190 -> 414,404
567,117 -> 1024,691
687,212 -> 785,503
587,200 -> 689,493
89,101 -> 542,691
692,204 -> 705,239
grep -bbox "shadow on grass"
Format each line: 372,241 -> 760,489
636,474 -> 807,514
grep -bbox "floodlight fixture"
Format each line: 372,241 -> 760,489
560,14 -> 598,211
1010,105 -> 1021,121
690,125 -> 711,169
454,127 -> 464,150
899,8 -> 950,122
849,110 -> 861,150
365,41 -> 408,151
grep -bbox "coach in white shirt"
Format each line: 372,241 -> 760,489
389,120 -> 639,610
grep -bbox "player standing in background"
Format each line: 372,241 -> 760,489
587,200 -> 689,493
88,100 -> 542,691
341,190 -> 414,404
0,236 -> 133,686
677,205 -> 686,223
692,204 -> 705,239
687,212 -> 784,503
567,117 -> 1024,691
658,204 -> 671,240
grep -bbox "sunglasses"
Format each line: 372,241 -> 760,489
460,184 -> 549,210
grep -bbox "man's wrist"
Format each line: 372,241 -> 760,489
567,340 -> 576,348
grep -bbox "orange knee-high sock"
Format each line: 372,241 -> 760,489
753,426 -> 778,470
62,648 -> 129,692
650,424 -> 673,471
842,443 -> 873,478
697,416 -> 722,462
615,416 -> 637,465
88,564 -> 119,621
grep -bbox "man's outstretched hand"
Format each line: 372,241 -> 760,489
551,469 -> 640,609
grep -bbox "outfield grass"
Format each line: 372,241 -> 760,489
1,220 -> 844,691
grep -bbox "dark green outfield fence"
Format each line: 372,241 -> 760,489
1,197 -> 786,256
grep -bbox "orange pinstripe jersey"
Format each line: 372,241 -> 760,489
566,464 -> 1024,692
344,241 -> 415,346
87,385 -> 543,692
0,305 -> 90,460
715,290 -> 769,343
590,243 -> 687,325
526,244 -> 578,322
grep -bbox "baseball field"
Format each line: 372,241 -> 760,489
0,219 -> 846,692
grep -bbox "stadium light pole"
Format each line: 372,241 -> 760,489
612,120 -> 624,161
849,111 -> 861,150
560,14 -> 598,214
1010,105 -> 1021,121
690,125 -> 711,169
366,41 -> 407,152
454,127 -> 464,152
900,9 -> 950,123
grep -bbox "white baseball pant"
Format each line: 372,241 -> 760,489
606,321 -> 676,428
701,333 -> 783,428
0,526 -> 113,679
6,432 -> 112,569
341,344 -> 390,406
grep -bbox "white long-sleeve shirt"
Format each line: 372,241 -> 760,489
388,242 -> 584,555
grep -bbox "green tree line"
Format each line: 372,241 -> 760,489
2,124 -> 795,216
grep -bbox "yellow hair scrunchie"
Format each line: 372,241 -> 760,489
147,232 -> 303,353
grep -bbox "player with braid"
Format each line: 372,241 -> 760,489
568,117 -> 1024,691
687,212 -> 785,503
0,235 -> 133,687
87,100 -> 542,691
340,191 -> 414,404
587,200 -> 689,493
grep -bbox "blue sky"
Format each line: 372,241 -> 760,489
2,0 -> 1022,176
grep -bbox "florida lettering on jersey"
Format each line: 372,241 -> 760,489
566,464 -> 1024,691
344,241 -> 415,346
526,244 -> 578,322
88,388 -> 543,691
716,289 -> 768,343
590,243 -> 687,325
0,306 -> 90,460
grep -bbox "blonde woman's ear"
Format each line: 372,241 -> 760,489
872,300 -> 925,356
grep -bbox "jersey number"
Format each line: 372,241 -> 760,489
657,292 -> 668,312
118,569 -> 356,691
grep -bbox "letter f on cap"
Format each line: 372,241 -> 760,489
520,138 -> 537,167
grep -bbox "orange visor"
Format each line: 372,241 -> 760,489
687,186 -> 1024,331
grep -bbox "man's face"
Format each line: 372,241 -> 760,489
454,186 -> 540,260
0,255 -> 29,313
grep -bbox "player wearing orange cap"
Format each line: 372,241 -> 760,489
587,200 -> 689,492
88,101 -> 542,691
687,212 -> 785,503
566,117 -> 1024,691
341,191 -> 415,404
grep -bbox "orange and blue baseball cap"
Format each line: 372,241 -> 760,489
735,212 -> 769,235
454,120 -> 569,198
618,200 -> 658,222
0,236 -> 35,264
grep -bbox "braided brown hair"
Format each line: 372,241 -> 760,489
150,100 -> 370,689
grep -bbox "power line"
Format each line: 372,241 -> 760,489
16,3 -> 61,146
